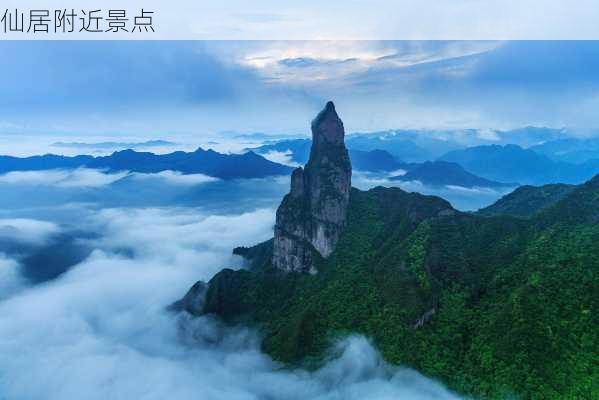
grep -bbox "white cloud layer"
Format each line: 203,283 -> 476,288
0,218 -> 60,245
0,169 -> 219,189
130,170 -> 219,186
0,254 -> 25,301
0,201 -> 464,399
260,150 -> 301,167
88,207 -> 275,279
0,169 -> 129,188
352,171 -> 513,211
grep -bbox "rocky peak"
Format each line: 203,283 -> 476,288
311,101 -> 345,148
272,101 -> 352,273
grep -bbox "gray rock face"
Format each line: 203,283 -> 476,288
272,101 -> 352,273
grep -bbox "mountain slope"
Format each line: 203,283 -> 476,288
0,148 -> 292,180
390,161 -> 515,188
477,183 -> 576,217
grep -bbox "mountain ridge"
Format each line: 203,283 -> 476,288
391,160 -> 516,188
0,148 -> 293,180
477,183 -> 576,217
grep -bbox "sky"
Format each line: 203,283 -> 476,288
1,40 -> 599,143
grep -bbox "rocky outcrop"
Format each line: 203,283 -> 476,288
168,281 -> 206,315
272,101 -> 352,273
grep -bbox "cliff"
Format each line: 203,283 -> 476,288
272,101 -> 352,273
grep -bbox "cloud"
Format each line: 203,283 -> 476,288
0,169 -> 220,190
217,41 -> 497,90
52,140 -> 177,150
0,41 -> 321,137
0,254 -> 25,300
87,207 -> 276,279
0,169 -> 129,188
352,171 -> 513,211
0,218 -> 60,245
0,250 -> 462,400
278,57 -> 358,68
444,184 -> 499,194
260,150 -> 301,167
0,177 -> 465,399
131,171 -> 219,186
0,41 -> 247,111
4,40 -> 599,137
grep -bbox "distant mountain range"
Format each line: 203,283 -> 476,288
390,161 -> 515,188
251,136 -> 453,166
249,138 -> 407,173
349,149 -> 405,172
439,144 -> 599,185
247,133 -> 599,187
530,137 -> 599,164
0,148 -> 293,180
52,140 -> 176,150
344,127 -> 570,161
250,139 -> 516,188
8,131 -> 599,187
346,132 -> 460,162
249,139 -> 311,164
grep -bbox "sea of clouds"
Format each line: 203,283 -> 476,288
0,168 -> 468,400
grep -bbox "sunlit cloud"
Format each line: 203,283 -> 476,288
210,41 -> 499,88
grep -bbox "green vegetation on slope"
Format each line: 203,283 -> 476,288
201,181 -> 599,400
477,183 -> 576,218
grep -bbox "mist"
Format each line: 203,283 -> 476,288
352,170 -> 512,211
